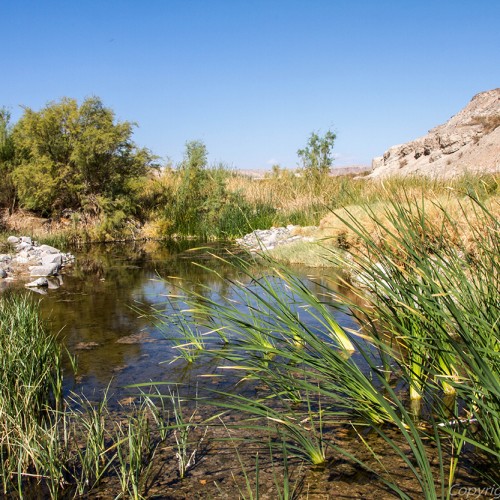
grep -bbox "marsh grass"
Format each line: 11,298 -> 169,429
0,294 -> 173,497
167,388 -> 207,479
114,401 -> 161,499
3,171 -> 498,243
150,192 -> 499,498
0,292 -> 64,495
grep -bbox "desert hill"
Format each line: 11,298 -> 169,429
369,88 -> 500,178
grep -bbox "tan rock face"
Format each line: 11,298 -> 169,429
369,88 -> 500,178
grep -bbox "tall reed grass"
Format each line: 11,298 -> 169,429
0,293 -> 171,498
0,292 -> 63,495
151,193 -> 499,498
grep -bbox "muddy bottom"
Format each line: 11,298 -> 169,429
17,398 -> 491,500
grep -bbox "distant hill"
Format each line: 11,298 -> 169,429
368,88 -> 500,178
237,165 -> 370,179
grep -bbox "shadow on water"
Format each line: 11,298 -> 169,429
13,240 -> 359,405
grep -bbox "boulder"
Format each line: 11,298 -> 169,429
7,236 -> 19,244
20,236 -> 32,245
41,253 -> 64,267
0,269 -> 7,279
16,242 -> 33,251
39,244 -> 60,254
30,263 -> 60,277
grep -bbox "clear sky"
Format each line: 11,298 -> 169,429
2,0 -> 500,169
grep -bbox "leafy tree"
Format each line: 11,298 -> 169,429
297,129 -> 336,180
10,97 -> 155,215
171,140 -> 211,234
0,108 -> 16,210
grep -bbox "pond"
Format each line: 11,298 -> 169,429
21,240 -> 359,405
2,240 -> 490,498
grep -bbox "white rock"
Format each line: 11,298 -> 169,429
30,263 -> 60,277
42,253 -> 63,266
39,244 -> 60,254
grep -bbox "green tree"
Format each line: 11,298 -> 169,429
11,97 -> 155,215
297,129 -> 336,180
172,140 -> 211,234
0,108 -> 16,210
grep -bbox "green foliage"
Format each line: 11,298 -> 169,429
297,129 -> 336,180
0,108 -> 16,209
155,142 -> 278,239
154,196 -> 500,497
10,96 -> 156,215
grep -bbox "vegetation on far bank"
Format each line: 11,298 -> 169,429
1,97 -> 499,250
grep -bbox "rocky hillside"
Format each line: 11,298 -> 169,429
369,88 -> 500,178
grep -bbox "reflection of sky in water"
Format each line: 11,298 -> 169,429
23,241 -> 369,405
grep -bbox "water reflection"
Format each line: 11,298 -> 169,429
16,241 -> 360,403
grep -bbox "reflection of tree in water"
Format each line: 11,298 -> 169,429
36,241 -> 254,399
36,240 -> 353,403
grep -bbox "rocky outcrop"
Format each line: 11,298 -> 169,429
0,236 -> 74,291
369,89 -> 500,178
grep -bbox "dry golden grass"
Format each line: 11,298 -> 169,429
317,193 -> 500,255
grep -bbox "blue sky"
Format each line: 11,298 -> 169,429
3,0 -> 500,169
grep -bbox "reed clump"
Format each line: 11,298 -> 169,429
0,293 -> 173,498
153,193 -> 499,498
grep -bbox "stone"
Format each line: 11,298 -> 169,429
7,236 -> 19,244
30,263 -> 60,277
41,253 -> 63,266
0,254 -> 11,262
25,277 -> 49,287
39,244 -> 60,254
16,242 -> 33,251
20,236 -> 32,245
237,225 -> 317,253
0,269 -> 7,279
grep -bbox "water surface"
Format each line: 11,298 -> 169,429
19,241 -> 359,403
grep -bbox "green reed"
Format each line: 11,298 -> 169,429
150,194 -> 499,498
0,292 -> 64,495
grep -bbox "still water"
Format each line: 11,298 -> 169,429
17,241 -> 359,404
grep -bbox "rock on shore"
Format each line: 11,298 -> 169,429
236,225 -> 316,252
0,236 -> 74,291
